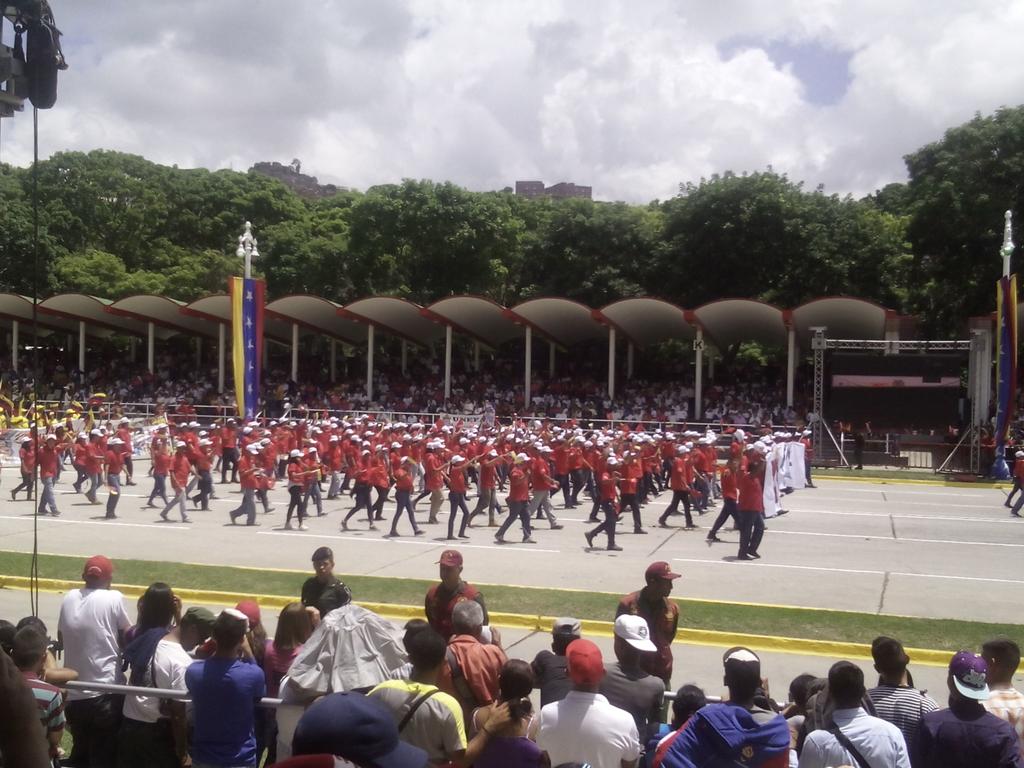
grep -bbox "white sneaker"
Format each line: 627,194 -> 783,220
298,524 -> 309,531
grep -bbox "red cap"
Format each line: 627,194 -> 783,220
83,555 -> 114,581
437,549 -> 463,567
235,600 -> 261,627
645,561 -> 681,581
566,638 -> 605,685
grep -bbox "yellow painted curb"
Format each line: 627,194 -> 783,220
0,575 -> 952,667
818,474 -> 1010,489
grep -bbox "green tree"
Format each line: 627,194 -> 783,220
903,105 -> 1024,335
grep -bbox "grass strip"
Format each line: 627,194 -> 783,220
1,550 -> 1018,652
815,467 -> 1004,484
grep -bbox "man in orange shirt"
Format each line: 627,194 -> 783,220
11,437 -> 36,501
38,435 -> 61,517
161,441 -> 193,523
495,453 -> 534,544
585,456 -> 622,552
220,418 -> 240,484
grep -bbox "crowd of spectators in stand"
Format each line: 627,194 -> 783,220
1,551 -> 1021,768
1,343 -> 806,426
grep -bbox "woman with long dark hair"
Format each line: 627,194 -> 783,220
472,659 -> 548,767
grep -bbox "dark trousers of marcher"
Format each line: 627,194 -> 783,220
694,477 -> 710,511
496,499 -> 531,542
124,455 -> 134,483
305,482 -> 325,517
221,447 -> 239,483
1007,478 -> 1021,507
587,500 -> 618,550
193,469 -> 213,510
621,493 -> 643,532
285,486 -> 307,527
11,471 -> 33,499
737,509 -> 765,558
390,489 -> 420,535
118,717 -> 179,768
106,475 -> 121,518
707,498 -> 738,538
556,474 -> 572,506
569,469 -> 588,504
344,484 -> 373,525
805,459 -> 814,487
447,491 -> 470,538
1010,492 -> 1024,517
660,490 -> 693,526
66,693 -> 124,768
73,463 -> 88,492
370,485 -> 388,520
470,487 -> 503,524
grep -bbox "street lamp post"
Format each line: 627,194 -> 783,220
236,221 -> 259,279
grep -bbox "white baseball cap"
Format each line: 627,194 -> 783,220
614,614 -> 657,652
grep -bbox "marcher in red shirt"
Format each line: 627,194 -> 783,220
469,449 -> 504,527
585,457 -> 622,552
229,444 -> 262,526
495,453 -> 535,544
707,458 -> 741,543
736,449 -> 766,560
659,446 -> 697,529
619,453 -> 645,534
190,439 -> 214,511
104,437 -> 126,520
37,435 -> 61,517
11,437 -> 36,501
446,455 -> 473,540
160,441 -> 193,523
387,457 -> 423,537
148,439 -> 171,507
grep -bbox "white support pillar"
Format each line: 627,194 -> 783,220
694,328 -> 703,420
147,322 -> 155,374
626,341 -> 634,380
786,327 -> 796,408
78,321 -> 86,373
10,319 -> 17,372
290,323 -> 299,382
218,324 -> 226,394
329,339 -> 337,383
607,327 -> 616,401
548,341 -> 555,378
366,324 -> 375,402
474,341 -> 480,373
524,326 -> 532,408
444,325 -> 453,401
401,340 -> 408,377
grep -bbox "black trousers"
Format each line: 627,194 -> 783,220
738,509 -> 765,557
621,493 -> 642,531
66,694 -> 124,768
587,500 -> 618,549
221,447 -> 239,483
661,490 -> 693,525
117,717 -> 179,768
708,498 -> 738,537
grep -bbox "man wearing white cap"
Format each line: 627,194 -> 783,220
495,453 -> 535,544
103,437 -> 126,519
599,615 -> 666,740
160,441 -> 193,523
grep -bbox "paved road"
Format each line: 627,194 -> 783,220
0,590 -> 958,705
0,475 -> 1019,623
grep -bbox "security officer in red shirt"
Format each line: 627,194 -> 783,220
424,549 -> 489,640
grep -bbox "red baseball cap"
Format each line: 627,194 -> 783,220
645,561 -> 681,581
83,555 -> 114,581
235,600 -> 261,627
566,638 -> 605,685
437,549 -> 463,567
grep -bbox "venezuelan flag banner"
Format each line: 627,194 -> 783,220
229,277 -> 265,419
993,274 -> 1018,477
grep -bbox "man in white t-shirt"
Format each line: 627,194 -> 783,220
57,555 -> 131,768
534,638 -> 641,768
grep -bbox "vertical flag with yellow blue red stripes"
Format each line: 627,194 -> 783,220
229,277 -> 265,419
994,274 -> 1018,468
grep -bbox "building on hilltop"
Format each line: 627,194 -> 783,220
514,180 -> 592,200
250,160 -> 343,199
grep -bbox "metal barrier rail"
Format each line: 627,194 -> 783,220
65,679 -> 721,705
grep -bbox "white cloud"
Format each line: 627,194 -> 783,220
1,0 -> 1021,202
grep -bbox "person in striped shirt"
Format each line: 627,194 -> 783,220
11,625 -> 66,760
866,635 -> 938,753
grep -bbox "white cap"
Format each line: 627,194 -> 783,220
614,614 -> 657,652
108,437 -> 123,445
451,455 -> 465,463
242,427 -> 253,434
515,452 -> 530,463
391,442 -> 402,449
199,438 -> 212,446
289,449 -> 302,458
175,440 -> 187,449
247,445 -> 260,454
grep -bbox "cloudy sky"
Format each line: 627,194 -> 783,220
2,0 -> 1023,202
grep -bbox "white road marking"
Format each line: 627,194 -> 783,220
0,514 -> 191,531
257,530 -> 561,553
767,529 -> 1024,548
671,557 -> 885,576
782,508 -> 1024,525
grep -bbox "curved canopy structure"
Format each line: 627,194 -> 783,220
692,299 -> 788,350
510,298 -> 606,347
424,296 -> 522,349
108,295 -> 219,339
598,298 -> 695,347
39,294 -> 175,339
0,293 -> 104,336
339,297 -> 444,347
793,297 -> 891,342
266,295 -> 367,345
181,294 -> 291,343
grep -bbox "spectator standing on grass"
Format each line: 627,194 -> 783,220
982,638 -> 1024,762
11,626 -> 66,764
532,617 -> 582,707
600,615 -> 666,741
914,650 -> 1022,768
616,562 -> 681,686
186,609 -> 266,768
866,636 -> 937,754
57,554 -> 132,768
799,660 -> 910,768
533,637 -> 641,768
657,647 -> 789,768
425,549 -> 489,641
300,546 -> 352,625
